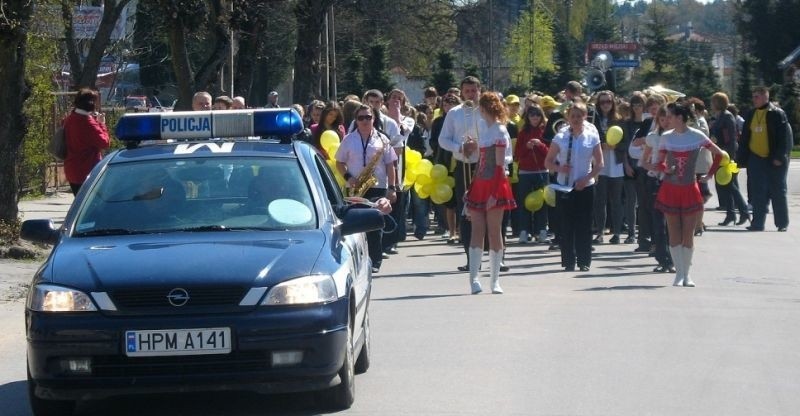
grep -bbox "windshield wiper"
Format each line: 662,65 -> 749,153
176,225 -> 231,232
74,228 -> 145,237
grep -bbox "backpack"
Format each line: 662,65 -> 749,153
48,125 -> 67,161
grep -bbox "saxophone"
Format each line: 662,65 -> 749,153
350,143 -> 385,197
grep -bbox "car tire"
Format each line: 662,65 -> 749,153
317,323 -> 355,410
28,368 -> 76,416
354,309 -> 371,374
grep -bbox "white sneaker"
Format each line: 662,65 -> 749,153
518,230 -> 529,244
442,231 -> 451,239
536,230 -> 549,243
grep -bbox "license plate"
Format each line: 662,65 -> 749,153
125,327 -> 231,357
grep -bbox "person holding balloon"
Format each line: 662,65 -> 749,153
513,104 -> 550,244
654,102 -> 726,287
709,92 -> 749,226
544,101 -> 604,272
592,91 -> 626,245
310,101 -> 345,159
463,92 -> 517,294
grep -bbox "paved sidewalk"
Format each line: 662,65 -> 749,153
17,192 -> 74,224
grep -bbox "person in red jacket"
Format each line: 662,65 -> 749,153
513,104 -> 550,243
63,88 -> 110,195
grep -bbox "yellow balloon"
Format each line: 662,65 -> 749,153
430,164 -> 448,181
416,173 -> 432,186
726,161 -> 739,174
715,167 -> 732,185
445,176 -> 455,188
606,125 -> 623,146
524,190 -> 544,212
403,177 -> 414,190
416,159 -> 433,176
414,181 -> 430,199
327,143 -> 340,159
405,166 -> 418,183
544,185 -> 556,207
431,183 -> 453,204
405,148 -> 422,166
510,161 -> 519,184
320,130 -> 339,153
719,151 -> 730,167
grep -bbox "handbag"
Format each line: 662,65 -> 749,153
48,125 -> 67,161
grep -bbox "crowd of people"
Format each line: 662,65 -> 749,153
188,80 -> 794,294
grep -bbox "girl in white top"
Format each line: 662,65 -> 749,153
463,92 -> 516,295
545,101 -> 604,272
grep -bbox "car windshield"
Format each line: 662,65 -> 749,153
74,157 -> 317,235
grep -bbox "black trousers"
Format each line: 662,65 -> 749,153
454,160 -> 476,259
558,185 -> 594,269
364,188 -> 387,269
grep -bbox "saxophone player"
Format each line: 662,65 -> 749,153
438,76 -> 482,272
335,104 -> 398,273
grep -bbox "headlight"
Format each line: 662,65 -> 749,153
262,275 -> 337,306
27,284 -> 98,312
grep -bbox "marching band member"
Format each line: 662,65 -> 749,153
463,92 -> 517,294
438,76 -> 483,272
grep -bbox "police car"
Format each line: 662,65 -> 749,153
21,109 -> 384,415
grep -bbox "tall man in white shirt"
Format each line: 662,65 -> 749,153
438,76 -> 484,271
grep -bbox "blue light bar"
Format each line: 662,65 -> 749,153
115,109 -> 303,141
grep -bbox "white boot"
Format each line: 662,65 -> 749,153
669,245 -> 684,287
682,246 -> 695,287
489,249 -> 503,294
468,247 -> 483,294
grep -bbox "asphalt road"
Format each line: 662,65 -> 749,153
1,167 -> 799,415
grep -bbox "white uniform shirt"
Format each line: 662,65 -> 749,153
552,127 -> 601,187
438,102 -> 482,164
335,129 -> 398,189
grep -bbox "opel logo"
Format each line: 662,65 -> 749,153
166,288 -> 190,307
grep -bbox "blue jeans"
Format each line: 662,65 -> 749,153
747,156 -> 789,229
410,187 -> 430,236
513,172 -> 549,236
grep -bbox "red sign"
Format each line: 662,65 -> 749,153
589,42 -> 639,52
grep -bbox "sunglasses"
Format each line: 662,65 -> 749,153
527,111 -> 543,117
598,100 -> 613,105
356,115 -> 374,121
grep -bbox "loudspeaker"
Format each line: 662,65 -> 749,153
585,69 -> 606,91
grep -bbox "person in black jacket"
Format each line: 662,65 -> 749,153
736,86 -> 793,232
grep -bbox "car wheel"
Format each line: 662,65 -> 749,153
354,309 -> 371,374
317,323 -> 355,410
28,368 -> 76,416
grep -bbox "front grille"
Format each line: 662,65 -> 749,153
110,287 -> 247,309
92,351 -> 271,377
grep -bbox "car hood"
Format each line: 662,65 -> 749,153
45,231 -> 325,291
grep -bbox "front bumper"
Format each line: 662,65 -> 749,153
27,299 -> 349,400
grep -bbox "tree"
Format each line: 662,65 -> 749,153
504,8 -> 555,90
672,40 -> 720,102
735,53 -> 759,112
0,0 -> 33,225
430,51 -> 456,95
61,0 -> 133,88
157,0 -> 232,110
737,0 -> 800,84
340,50 -> 365,98
640,3 -> 677,87
293,0 -> 337,105
235,2 -> 296,107
362,39 -> 393,93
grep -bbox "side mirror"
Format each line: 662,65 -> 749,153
21,219 -> 60,245
339,207 -> 384,236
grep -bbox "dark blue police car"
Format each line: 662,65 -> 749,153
21,109 -> 384,415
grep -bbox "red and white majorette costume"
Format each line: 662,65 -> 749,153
464,121 -> 517,211
655,127 -> 719,215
